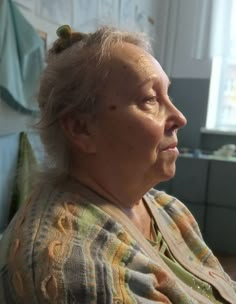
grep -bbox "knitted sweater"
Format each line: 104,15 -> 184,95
0,181 -> 235,304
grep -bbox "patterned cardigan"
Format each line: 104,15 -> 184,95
0,182 -> 236,304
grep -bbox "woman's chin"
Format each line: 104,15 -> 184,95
156,163 -> 176,183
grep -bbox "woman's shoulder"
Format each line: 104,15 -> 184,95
8,185 -> 114,249
0,186 -> 127,302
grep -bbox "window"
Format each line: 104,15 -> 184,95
206,0 -> 236,131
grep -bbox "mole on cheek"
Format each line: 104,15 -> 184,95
108,105 -> 117,111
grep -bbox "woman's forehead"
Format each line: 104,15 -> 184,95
107,43 -> 168,90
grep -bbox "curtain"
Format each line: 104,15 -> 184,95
191,0 -> 234,59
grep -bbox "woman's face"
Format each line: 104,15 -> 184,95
93,43 -> 187,185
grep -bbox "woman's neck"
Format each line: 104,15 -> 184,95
70,162 -> 154,210
70,166 -> 155,239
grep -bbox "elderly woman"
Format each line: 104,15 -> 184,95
0,25 -> 235,304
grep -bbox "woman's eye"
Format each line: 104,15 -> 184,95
144,96 -> 157,104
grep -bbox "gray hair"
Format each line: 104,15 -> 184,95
37,26 -> 152,178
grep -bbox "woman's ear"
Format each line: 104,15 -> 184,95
60,114 -> 97,154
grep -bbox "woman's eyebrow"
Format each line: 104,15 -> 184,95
136,75 -> 160,88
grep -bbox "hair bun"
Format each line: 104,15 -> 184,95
56,25 -> 72,40
48,25 -> 88,56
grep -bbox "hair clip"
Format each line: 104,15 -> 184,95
56,25 -> 72,40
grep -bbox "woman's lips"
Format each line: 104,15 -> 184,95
162,142 -> 178,150
162,142 -> 179,155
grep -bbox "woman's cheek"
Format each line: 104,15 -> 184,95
141,117 -> 163,143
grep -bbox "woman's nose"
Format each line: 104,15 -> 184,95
165,102 -> 187,132
175,107 -> 187,128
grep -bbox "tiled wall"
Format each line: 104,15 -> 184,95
156,156 -> 236,255
169,78 -> 210,150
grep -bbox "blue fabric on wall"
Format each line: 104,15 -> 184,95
0,133 -> 19,232
0,132 -> 44,233
8,132 -> 37,222
0,0 -> 45,113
